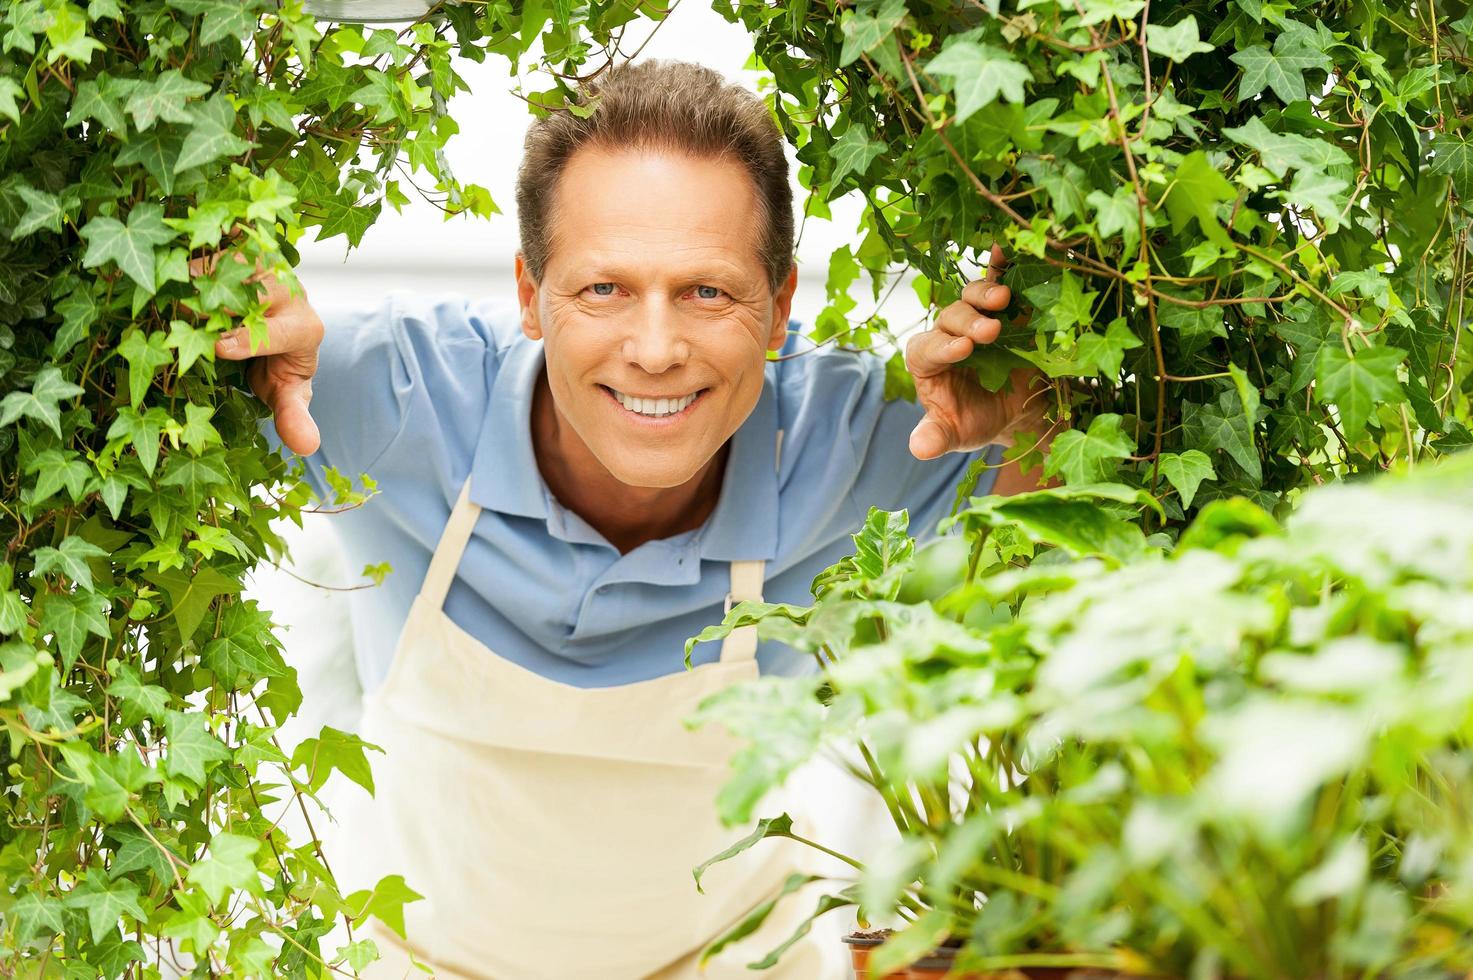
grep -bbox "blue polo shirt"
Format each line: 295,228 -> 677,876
270,293 -> 1002,692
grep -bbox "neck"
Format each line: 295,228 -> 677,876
530,367 -> 729,555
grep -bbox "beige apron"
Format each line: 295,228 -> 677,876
325,430 -> 848,979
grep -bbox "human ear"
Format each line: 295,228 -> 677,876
767,264 -> 798,352
514,252 -> 543,341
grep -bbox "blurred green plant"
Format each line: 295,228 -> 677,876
689,451 -> 1473,976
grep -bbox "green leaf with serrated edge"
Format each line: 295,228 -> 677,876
290,724 -> 384,795
0,366 -> 84,435
343,874 -> 424,940
829,124 -> 885,187
117,328 -> 173,407
187,831 -> 261,906
174,94 -> 254,173
80,205 -> 175,293
1145,14 -> 1214,61
64,876 -> 148,942
1183,392 -> 1262,482
124,69 -> 209,131
693,814 -> 795,894
38,592 -> 109,671
1042,414 -> 1135,485
200,602 -> 288,685
163,710 -> 231,784
31,536 -> 109,592
106,663 -> 172,724
925,40 -> 1032,122
1315,344 -> 1406,438
1158,450 -> 1216,509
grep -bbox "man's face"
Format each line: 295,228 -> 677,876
515,146 -> 797,489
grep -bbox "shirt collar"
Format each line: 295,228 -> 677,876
470,336 -> 549,519
470,334 -> 781,562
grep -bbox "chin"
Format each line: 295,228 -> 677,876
604,458 -> 701,489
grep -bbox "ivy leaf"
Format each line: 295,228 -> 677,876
80,204 -> 176,294
829,124 -> 886,186
1230,34 -> 1328,104
64,876 -> 149,942
160,450 -> 232,500
1163,151 -> 1237,249
174,94 -> 254,173
161,887 -> 220,953
1284,169 -> 1351,233
1315,344 -> 1406,438
0,77 -> 22,123
290,724 -> 385,795
179,402 -> 223,452
1077,0 -> 1146,26
1145,15 -> 1214,61
44,1 -> 106,65
0,366 -> 84,435
67,73 -> 133,132
1074,317 -> 1143,378
200,601 -> 288,686
10,183 -> 66,238
124,69 -> 210,131
169,0 -> 262,46
343,874 -> 424,940
1223,117 -> 1353,180
142,564 -> 240,644
81,749 -> 158,823
24,448 -> 90,504
8,892 -> 66,942
1182,392 -> 1262,482
163,710 -> 232,785
38,591 -> 110,671
113,130 -> 186,196
31,536 -> 109,591
117,328 -> 174,407
1158,449 -> 1216,508
1430,133 -> 1473,198
838,0 -> 906,67
1042,413 -> 1136,485
106,663 -> 172,724
107,406 -> 169,475
186,831 -> 261,906
925,40 -> 1033,123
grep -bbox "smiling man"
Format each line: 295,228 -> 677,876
222,59 -> 1048,979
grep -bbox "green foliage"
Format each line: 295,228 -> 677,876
0,0 -> 666,973
691,452 -> 1473,976
718,0 -> 1473,525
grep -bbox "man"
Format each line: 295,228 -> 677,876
222,59 -> 1047,979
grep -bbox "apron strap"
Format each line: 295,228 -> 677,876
421,476 -> 481,611
718,558 -> 766,664
716,426 -> 783,665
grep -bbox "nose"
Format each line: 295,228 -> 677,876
621,298 -> 689,375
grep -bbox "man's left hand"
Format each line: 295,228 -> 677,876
905,243 -> 1050,460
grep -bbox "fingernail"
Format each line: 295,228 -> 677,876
949,336 -> 970,351
984,286 -> 1001,302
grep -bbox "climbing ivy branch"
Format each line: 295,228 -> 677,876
0,0 -> 675,974
721,0 -> 1472,522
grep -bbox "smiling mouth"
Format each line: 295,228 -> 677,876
599,384 -> 709,420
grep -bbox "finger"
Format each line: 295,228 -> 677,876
266,377 -> 322,457
215,309 -> 323,360
909,414 -> 955,460
985,242 -> 1009,282
906,328 -> 976,379
250,359 -> 322,459
934,300 -> 1002,344
960,278 -> 1010,314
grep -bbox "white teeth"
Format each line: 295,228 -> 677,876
611,388 -> 699,417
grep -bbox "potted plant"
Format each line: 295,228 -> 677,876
688,452 -> 1473,977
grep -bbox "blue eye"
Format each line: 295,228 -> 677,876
695,285 -> 722,300
591,283 -> 616,296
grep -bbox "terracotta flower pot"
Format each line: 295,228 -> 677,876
844,932 -> 1128,980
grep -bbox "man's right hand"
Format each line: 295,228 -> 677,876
191,253 -> 324,457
